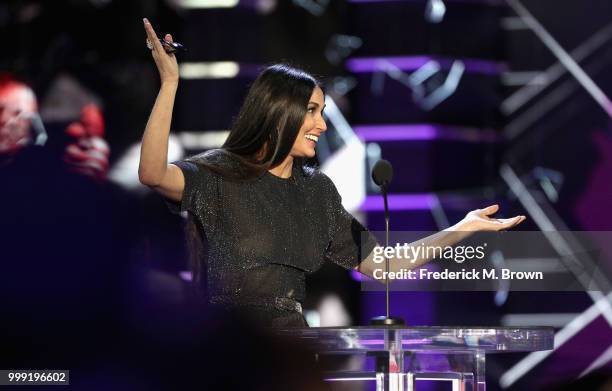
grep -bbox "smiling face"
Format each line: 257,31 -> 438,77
288,86 -> 327,159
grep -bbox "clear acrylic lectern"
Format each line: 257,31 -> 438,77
280,326 -> 553,391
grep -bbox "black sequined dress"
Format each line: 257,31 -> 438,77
167,152 -> 378,328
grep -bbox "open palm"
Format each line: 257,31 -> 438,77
461,204 -> 526,232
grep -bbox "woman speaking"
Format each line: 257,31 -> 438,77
138,19 -> 525,328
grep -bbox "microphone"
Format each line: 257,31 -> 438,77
372,160 -> 392,241
159,38 -> 187,53
370,159 -> 405,326
372,159 -> 393,188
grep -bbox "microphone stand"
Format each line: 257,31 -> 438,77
370,181 -> 405,326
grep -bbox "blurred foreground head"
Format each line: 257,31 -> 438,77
0,75 -> 37,155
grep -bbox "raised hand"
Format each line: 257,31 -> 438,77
143,18 -> 179,85
459,204 -> 526,232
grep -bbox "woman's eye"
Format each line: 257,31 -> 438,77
307,108 -> 315,113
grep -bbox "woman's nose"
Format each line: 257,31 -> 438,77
317,116 -> 327,132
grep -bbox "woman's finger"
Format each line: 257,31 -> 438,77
498,216 -> 524,229
143,18 -> 157,40
161,34 -> 176,55
480,204 -> 499,216
143,18 -> 164,53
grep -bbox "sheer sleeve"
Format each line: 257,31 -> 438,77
165,160 -> 218,218
321,174 -> 379,270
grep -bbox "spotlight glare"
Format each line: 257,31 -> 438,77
180,0 -> 239,9
179,62 -> 240,79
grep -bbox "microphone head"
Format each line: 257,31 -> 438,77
372,159 -> 393,187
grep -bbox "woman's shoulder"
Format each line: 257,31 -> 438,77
187,149 -> 232,166
300,165 -> 337,191
180,149 -> 243,176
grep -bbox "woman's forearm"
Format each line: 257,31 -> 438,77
356,204 -> 525,281
357,221 -> 474,280
388,222 -> 473,272
138,81 -> 178,185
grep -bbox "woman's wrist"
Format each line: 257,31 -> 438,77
447,219 -> 473,232
161,79 -> 179,88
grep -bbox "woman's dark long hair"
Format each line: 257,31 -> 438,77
187,63 -> 321,179
184,64 -> 321,297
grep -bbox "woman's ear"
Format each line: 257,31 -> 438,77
255,141 -> 269,161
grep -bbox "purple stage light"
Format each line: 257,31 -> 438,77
354,124 -> 501,143
347,0 -> 504,6
361,194 -> 485,212
362,194 -> 436,211
346,56 -> 506,76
